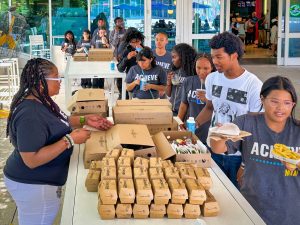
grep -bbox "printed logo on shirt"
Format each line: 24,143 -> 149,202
227,88 -> 247,104
188,90 -> 204,104
249,142 -> 299,176
135,74 -> 158,81
156,61 -> 170,70
212,85 -> 222,97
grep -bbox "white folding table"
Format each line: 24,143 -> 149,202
63,58 -> 126,104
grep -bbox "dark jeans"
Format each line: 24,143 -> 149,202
211,152 -> 242,189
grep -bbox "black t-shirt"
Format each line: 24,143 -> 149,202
4,100 -> 72,186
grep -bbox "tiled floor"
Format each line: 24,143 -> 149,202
0,63 -> 300,225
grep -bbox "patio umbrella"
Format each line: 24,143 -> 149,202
152,3 -> 176,10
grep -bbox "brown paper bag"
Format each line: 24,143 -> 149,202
133,204 -> 149,219
118,166 -> 133,180
168,178 -> 188,204
194,167 -> 212,190
167,204 -> 183,219
151,178 -> 171,205
184,203 -> 201,219
135,178 -> 153,205
98,180 -> 117,204
97,201 -> 115,219
116,203 -> 132,219
150,204 -> 166,218
185,179 -> 206,205
149,167 -> 164,180
85,169 -> 100,192
201,190 -> 220,217
118,179 -> 135,204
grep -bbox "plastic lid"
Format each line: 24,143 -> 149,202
188,117 -> 195,121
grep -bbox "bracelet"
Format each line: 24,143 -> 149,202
79,116 -> 85,126
65,134 -> 75,148
62,136 -> 71,149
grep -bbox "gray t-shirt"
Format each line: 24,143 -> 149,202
125,65 -> 167,99
227,114 -> 300,225
91,36 -> 108,49
169,68 -> 188,114
153,50 -> 172,72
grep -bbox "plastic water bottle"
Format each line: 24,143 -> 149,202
110,61 -> 115,70
186,117 -> 196,133
140,77 -> 147,91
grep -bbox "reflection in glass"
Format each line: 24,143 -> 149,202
192,39 -> 211,53
289,38 -> 300,57
192,0 -> 220,34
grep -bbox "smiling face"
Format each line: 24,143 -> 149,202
262,90 -> 295,124
196,58 -> 213,81
45,67 -> 61,96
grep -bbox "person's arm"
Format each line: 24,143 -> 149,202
126,80 -> 140,91
178,102 -> 188,122
210,138 -> 228,154
166,72 -> 173,97
68,115 -> 113,130
144,83 -> 166,92
195,100 -> 214,126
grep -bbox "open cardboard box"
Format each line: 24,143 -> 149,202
84,124 -> 156,168
116,99 -> 172,109
88,48 -> 113,61
113,105 -> 172,125
73,53 -> 87,61
153,131 -> 211,167
147,118 -> 178,135
67,89 -> 108,114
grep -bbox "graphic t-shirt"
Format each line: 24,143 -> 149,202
153,50 -> 172,72
61,41 -> 76,55
205,70 -> 262,126
125,65 -> 167,99
76,39 -> 91,51
227,114 -> 300,225
91,36 -> 108,49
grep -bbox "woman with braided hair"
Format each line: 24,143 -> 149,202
4,58 -> 112,225
166,43 -> 197,116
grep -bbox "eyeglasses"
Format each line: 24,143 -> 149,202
45,77 -> 62,82
264,98 -> 295,108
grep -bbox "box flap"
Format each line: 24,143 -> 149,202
113,106 -> 171,113
85,131 -> 107,154
116,99 -> 171,108
106,124 -> 154,150
152,132 -> 176,160
76,89 -> 105,101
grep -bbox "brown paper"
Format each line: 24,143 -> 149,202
194,167 -> 212,190
210,130 -> 252,142
120,148 -> 135,164
184,203 -> 201,219
101,167 -> 117,180
149,157 -> 162,168
168,178 -> 188,204
117,156 -> 132,168
150,204 -> 166,218
175,162 -> 196,170
201,190 -> 220,217
118,179 -> 135,204
105,149 -> 121,161
118,167 -> 133,180
97,201 -> 115,220
179,167 -> 197,181
167,204 -> 183,219
101,157 -> 116,169
185,179 -> 207,205
85,170 -> 100,192
162,160 -> 174,169
98,180 -> 117,205
134,167 -> 149,180
135,178 -> 153,205
134,157 -> 149,169
116,203 -> 132,219
151,178 -> 171,205
133,204 -> 149,219
149,167 -> 164,180
89,161 -> 102,171
163,167 -> 180,181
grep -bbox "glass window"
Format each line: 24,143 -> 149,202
192,39 -> 211,53
10,0 -> 49,54
151,0 -> 176,51
192,0 -> 221,34
52,0 -> 88,46
289,38 -> 300,57
289,0 -> 300,33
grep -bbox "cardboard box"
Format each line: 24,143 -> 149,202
73,53 -> 87,61
149,157 -> 162,168
116,203 -> 132,219
134,167 -> 148,180
150,204 -> 166,218
168,178 -> 188,204
179,167 -> 197,181
118,179 -> 135,204
162,160 -> 174,169
85,170 -> 100,192
194,168 -> 213,190
116,99 -> 172,109
163,167 -> 180,181
149,167 -> 164,180
153,131 -> 211,167
185,179 -> 206,205
117,157 -> 131,168
89,161 -> 102,171
105,149 -> 121,161
113,106 -> 172,125
133,204 -> 149,219
97,202 -> 115,220
120,148 -> 135,164
101,167 -> 116,180
98,180 -> 118,205
67,89 -> 108,114
118,167 -> 133,180
167,204 -> 183,219
147,118 -> 179,135
184,204 -> 201,219
84,124 -> 155,168
88,48 -> 113,61
151,178 -> 171,205
201,190 -> 220,217
135,178 -> 153,205
101,157 -> 116,169
134,157 -> 149,169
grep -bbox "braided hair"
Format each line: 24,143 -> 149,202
171,43 -> 197,76
6,58 -> 67,137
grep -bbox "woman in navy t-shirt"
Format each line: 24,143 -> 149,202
4,58 -> 112,225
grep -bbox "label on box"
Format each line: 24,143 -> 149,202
118,167 -> 133,180
117,156 -> 131,168
105,149 -> 121,161
98,180 -> 118,205
89,161 -> 102,171
164,167 -> 180,180
134,157 -> 149,169
149,157 -> 162,168
134,167 -> 149,179
101,157 -> 116,169
101,167 -> 117,180
149,167 -> 164,180
120,148 -> 135,162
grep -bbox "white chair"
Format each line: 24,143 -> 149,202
0,61 -> 16,104
29,35 -> 51,59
